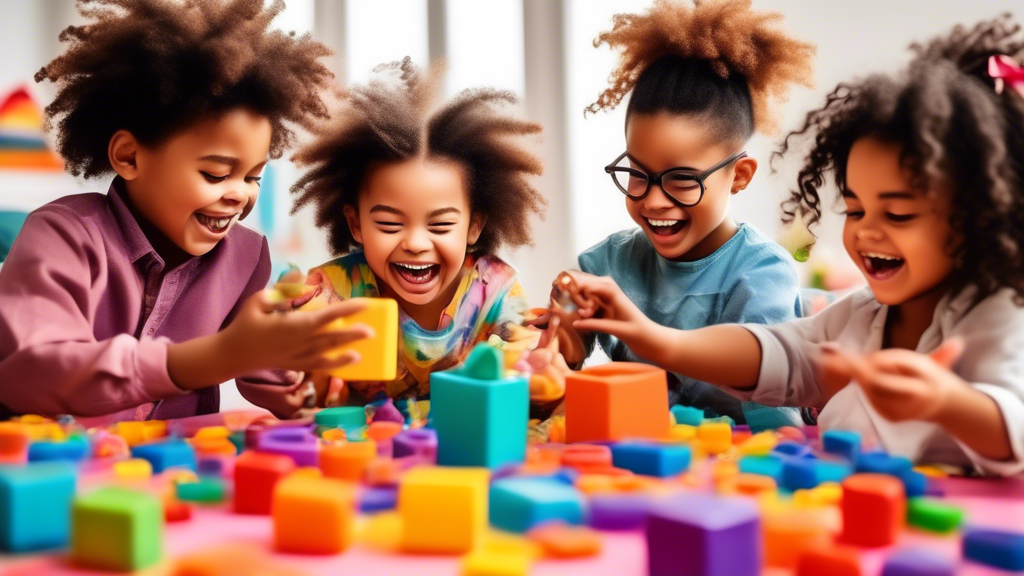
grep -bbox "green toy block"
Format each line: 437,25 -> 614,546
315,406 -> 367,429
176,478 -> 226,503
907,497 -> 965,533
0,461 -> 77,552
431,344 -> 528,469
671,405 -> 704,427
71,487 -> 162,571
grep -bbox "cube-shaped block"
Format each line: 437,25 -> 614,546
611,442 -> 691,477
234,451 -> 297,514
315,407 -> 367,430
796,546 -> 862,576
739,455 -> 784,482
698,422 -> 733,455
822,430 -> 861,462
841,474 -> 905,547
489,477 -> 585,533
431,345 -> 528,468
588,494 -> 651,530
131,439 -> 197,473
320,440 -> 377,481
671,405 -> 704,427
273,474 -> 356,554
0,423 -> 29,464
963,528 -> 1024,571
0,461 -> 76,552
565,363 -> 670,443
907,498 -> 963,533
176,478 -> 226,503
399,467 -> 489,553
764,507 -> 835,568
320,297 -> 398,381
855,452 -> 912,476
27,437 -> 89,461
646,493 -> 761,576
71,487 -> 162,571
462,550 -> 532,576
782,458 -> 852,491
882,547 -> 955,576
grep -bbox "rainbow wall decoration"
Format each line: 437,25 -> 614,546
0,87 -> 62,171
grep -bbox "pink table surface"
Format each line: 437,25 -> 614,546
2,476 -> 1022,576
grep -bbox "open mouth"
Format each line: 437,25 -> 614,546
195,213 -> 237,234
391,262 -> 440,285
861,251 -> 905,280
644,217 -> 688,236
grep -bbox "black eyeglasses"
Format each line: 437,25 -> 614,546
604,150 -> 748,207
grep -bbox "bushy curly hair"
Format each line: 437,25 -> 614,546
586,0 -> 814,140
778,14 -> 1024,306
35,0 -> 333,178
290,58 -> 546,256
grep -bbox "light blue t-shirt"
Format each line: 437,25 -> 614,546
579,223 -> 803,429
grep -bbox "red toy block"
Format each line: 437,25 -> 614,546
0,422 -> 29,464
796,546 -> 862,576
841,474 -> 905,547
233,451 -> 297,515
164,499 -> 192,523
564,363 -> 670,444
560,445 -> 612,470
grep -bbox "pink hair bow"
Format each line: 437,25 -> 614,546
988,55 -> 1024,96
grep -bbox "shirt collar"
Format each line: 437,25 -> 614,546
107,177 -> 159,265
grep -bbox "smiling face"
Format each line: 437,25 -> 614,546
344,157 -> 483,315
113,108 -> 270,257
842,136 -> 957,305
622,112 -> 755,261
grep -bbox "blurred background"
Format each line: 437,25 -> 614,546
1,0 -> 1022,408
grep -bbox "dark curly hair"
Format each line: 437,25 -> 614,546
290,58 -> 546,256
587,0 -> 814,141
778,14 -> 1024,306
34,0 -> 333,178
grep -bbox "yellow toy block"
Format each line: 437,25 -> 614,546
142,421 -> 167,441
399,467 -> 490,554
114,459 -> 153,481
193,426 -> 229,440
272,474 -> 356,554
668,424 -> 697,442
738,431 -> 777,456
317,298 -> 398,381
461,550 -> 532,576
115,422 -> 147,446
697,422 -> 732,455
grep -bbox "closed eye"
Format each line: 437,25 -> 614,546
201,172 -> 228,183
886,213 -> 917,222
246,176 -> 262,186
842,210 -> 864,219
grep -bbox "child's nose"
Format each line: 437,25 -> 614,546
402,228 -> 432,253
642,184 -> 677,210
855,225 -> 885,241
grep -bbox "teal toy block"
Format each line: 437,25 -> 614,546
738,455 -> 784,482
489,477 -> 585,533
611,442 -> 691,477
27,437 -> 89,461
71,487 -> 162,571
671,405 -> 704,427
315,406 -> 367,430
822,430 -> 861,461
130,439 -> 196,473
0,461 -> 76,552
431,344 -> 528,469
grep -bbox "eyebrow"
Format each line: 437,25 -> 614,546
842,190 -> 917,200
369,205 -> 404,216
429,207 -> 461,218
199,155 -> 240,167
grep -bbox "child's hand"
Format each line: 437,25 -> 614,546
819,339 -> 965,422
307,372 -> 350,407
566,273 -> 663,363
222,291 -> 374,375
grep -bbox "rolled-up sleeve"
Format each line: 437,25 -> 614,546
0,207 -> 184,417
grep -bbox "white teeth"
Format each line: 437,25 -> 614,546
196,213 -> 236,231
647,218 -> 680,227
861,252 -> 901,261
396,263 -> 434,270
216,218 -> 229,228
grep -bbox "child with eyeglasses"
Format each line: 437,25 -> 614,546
540,0 -> 815,428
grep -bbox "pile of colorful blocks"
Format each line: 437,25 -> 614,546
1,343 -> 1023,575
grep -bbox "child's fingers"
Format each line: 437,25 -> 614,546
254,289 -> 294,313
572,317 -> 633,338
305,299 -> 368,328
303,350 -> 361,372
325,377 -> 347,407
307,325 -> 374,352
929,338 -> 964,370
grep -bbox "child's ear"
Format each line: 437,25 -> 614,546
108,130 -> 140,180
343,204 -> 363,245
468,214 -> 486,247
731,156 -> 758,194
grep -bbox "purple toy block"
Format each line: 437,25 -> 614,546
371,399 -> 405,424
646,493 -> 760,576
257,426 -> 318,467
589,494 -> 651,530
881,547 -> 955,576
393,428 -> 437,462
360,487 -> 398,513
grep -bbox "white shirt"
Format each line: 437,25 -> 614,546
740,287 -> 1024,476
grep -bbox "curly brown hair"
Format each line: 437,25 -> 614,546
778,14 -> 1024,306
34,0 -> 333,178
586,0 -> 814,139
290,58 -> 546,256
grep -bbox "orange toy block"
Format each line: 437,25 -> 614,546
727,473 -> 778,496
763,506 -> 836,568
320,441 -> 377,482
318,298 -> 398,381
399,467 -> 490,554
0,422 -> 29,464
796,545 -> 863,576
565,363 -> 670,443
272,474 -> 356,554
841,474 -> 905,547
527,522 -> 602,558
172,543 -> 312,576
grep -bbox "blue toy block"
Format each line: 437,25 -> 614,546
900,469 -> 928,498
963,527 -> 1024,571
431,344 -> 528,468
130,439 -> 197,473
611,442 -> 691,477
27,437 -> 89,461
814,460 -> 853,484
781,458 -> 818,491
671,405 -> 704,427
647,493 -> 760,576
822,430 -> 861,461
856,452 -> 912,476
738,455 -> 784,482
881,547 -> 955,576
360,487 -> 397,513
0,461 -> 77,552
773,441 -> 814,459
489,477 -> 585,533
